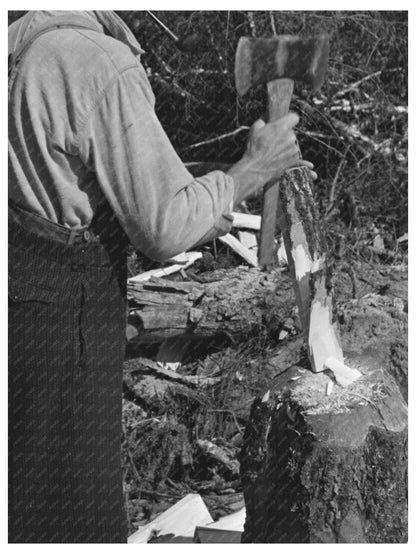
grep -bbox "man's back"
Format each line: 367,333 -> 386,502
9,11 -> 153,230
9,11 -> 236,261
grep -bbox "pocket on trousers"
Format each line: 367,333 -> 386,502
8,276 -> 59,304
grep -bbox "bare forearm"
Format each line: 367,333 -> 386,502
227,158 -> 268,206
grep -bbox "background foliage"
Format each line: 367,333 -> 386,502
120,10 -> 408,248
9,10 -> 408,251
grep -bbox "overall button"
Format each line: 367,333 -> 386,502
83,230 -> 91,242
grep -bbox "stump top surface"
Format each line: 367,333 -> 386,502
272,353 -> 407,447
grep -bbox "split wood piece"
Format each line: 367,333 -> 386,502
277,238 -> 288,267
193,526 -> 242,543
324,356 -> 362,388
128,251 -> 202,284
202,491 -> 245,520
277,166 -> 348,374
238,231 -> 258,257
206,507 -> 246,531
128,493 -> 213,543
231,212 -> 261,230
218,233 -> 258,267
239,354 -> 408,543
127,267 -> 280,347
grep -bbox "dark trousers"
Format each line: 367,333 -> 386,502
8,204 -> 128,543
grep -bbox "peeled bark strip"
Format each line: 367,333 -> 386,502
278,167 -> 344,371
239,354 -> 408,543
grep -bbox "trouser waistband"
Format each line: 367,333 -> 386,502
8,202 -> 99,246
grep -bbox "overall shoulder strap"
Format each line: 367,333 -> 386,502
9,14 -> 102,81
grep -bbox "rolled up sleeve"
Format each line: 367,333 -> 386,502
77,63 -> 234,261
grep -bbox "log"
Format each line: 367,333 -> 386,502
127,266 -> 285,347
277,166 -> 344,372
239,353 -> 408,543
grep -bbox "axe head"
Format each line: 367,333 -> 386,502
235,34 -> 329,96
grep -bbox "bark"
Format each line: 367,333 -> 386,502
239,353 -> 408,543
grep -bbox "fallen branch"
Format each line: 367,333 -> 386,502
333,68 -> 401,98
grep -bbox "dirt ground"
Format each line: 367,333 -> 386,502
122,255 -> 407,535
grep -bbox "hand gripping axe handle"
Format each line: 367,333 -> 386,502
235,34 -> 329,269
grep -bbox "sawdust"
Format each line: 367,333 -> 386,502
288,360 -> 388,416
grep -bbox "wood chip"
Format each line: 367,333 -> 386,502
262,390 -> 270,403
277,239 -> 288,266
324,356 -> 362,388
326,380 -> 334,396
232,212 -> 261,230
238,230 -> 258,255
157,361 -> 181,372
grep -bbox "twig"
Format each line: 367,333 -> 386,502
269,11 -> 277,35
206,22 -> 227,73
150,73 -> 200,103
128,449 -> 142,483
325,146 -> 351,217
329,102 -> 408,115
181,126 -> 249,152
176,68 -> 229,77
296,129 -> 345,157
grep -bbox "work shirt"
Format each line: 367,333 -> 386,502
8,11 -> 235,261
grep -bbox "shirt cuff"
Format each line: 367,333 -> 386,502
193,211 -> 234,247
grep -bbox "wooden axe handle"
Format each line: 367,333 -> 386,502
258,78 -> 294,268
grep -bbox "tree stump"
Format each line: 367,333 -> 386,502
239,353 -> 408,543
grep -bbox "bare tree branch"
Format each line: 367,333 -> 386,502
181,126 -> 250,152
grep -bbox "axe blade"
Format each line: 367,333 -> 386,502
235,34 -> 329,96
